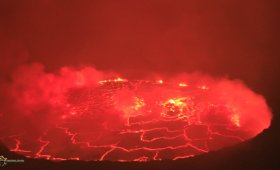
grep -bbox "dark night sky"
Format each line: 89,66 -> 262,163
0,0 -> 279,169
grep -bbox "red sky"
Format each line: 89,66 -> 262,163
0,0 -> 279,92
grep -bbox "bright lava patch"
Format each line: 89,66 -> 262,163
0,72 -> 272,162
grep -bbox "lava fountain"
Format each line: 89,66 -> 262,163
0,63 -> 272,161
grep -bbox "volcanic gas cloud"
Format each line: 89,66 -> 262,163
0,63 -> 272,161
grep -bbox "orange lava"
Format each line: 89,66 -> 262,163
0,64 -> 272,161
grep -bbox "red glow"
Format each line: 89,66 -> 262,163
0,63 -> 272,161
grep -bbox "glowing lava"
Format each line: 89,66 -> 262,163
0,64 -> 272,162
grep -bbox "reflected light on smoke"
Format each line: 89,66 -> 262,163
0,63 -> 272,162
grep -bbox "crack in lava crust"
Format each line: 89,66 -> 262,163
0,77 -> 272,162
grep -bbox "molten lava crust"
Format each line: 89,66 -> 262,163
0,76 -> 272,162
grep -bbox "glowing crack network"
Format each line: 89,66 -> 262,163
0,76 -> 272,162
